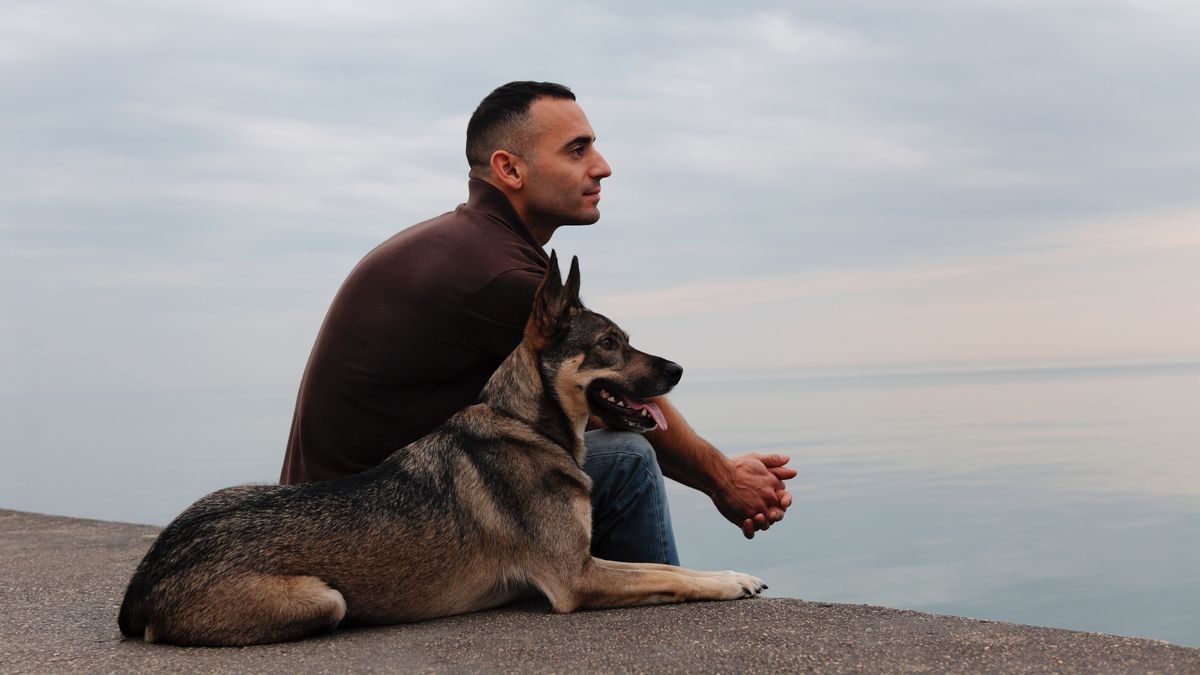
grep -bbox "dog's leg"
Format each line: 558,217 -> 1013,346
147,573 -> 346,647
533,556 -> 765,613
593,558 -> 758,579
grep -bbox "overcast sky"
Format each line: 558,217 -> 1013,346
2,0 -> 1198,398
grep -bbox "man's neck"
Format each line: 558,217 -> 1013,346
473,175 -> 557,246
523,221 -> 557,247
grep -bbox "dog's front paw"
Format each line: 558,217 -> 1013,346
720,570 -> 766,599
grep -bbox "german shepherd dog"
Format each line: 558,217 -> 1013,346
118,253 -> 765,647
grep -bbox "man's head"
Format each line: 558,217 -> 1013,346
466,81 -> 575,173
467,81 -> 612,243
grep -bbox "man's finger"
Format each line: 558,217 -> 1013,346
778,490 -> 793,509
762,485 -> 787,505
769,466 -> 799,480
769,508 -> 784,522
749,452 -> 791,468
742,519 -> 755,539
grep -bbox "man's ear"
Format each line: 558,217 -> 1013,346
525,251 -> 564,349
563,255 -> 582,310
489,150 -> 524,190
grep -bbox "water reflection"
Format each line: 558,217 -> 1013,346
667,362 -> 1200,646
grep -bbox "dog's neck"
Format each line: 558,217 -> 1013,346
480,342 -> 588,463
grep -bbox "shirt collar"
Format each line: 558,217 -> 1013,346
465,179 -> 548,259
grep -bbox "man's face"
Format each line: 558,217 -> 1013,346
519,97 -> 612,228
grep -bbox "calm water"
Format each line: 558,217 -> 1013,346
3,362 -> 1198,646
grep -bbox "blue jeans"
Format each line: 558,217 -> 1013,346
582,430 -> 680,565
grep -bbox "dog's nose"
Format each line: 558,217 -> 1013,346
663,360 -> 683,386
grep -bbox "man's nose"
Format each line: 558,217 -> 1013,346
591,151 -> 612,179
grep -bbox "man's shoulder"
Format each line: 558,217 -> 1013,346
349,205 -> 545,295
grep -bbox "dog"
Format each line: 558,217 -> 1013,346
118,253 -> 765,647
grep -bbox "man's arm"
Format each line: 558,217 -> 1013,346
645,397 -> 797,539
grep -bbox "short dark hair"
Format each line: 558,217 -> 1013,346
466,81 -> 576,172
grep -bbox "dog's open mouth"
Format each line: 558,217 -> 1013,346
587,381 -> 668,432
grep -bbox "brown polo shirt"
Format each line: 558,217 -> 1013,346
280,179 -> 549,484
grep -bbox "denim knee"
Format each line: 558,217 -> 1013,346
609,431 -> 656,463
586,430 -> 664,485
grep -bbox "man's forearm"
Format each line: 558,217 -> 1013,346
644,396 -> 733,496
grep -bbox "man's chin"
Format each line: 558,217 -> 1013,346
531,204 -> 602,227
572,207 -> 602,225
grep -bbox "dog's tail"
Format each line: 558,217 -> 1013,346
117,570 -> 149,639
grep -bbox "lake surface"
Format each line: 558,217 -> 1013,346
3,361 -> 1197,647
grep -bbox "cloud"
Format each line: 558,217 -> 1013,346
591,209 -> 1200,374
2,0 -> 1199,398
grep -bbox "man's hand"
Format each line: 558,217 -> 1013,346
711,453 -> 797,539
643,397 -> 797,540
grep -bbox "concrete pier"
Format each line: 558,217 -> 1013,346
2,508 -> 1197,673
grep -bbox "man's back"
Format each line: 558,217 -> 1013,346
280,180 -> 548,484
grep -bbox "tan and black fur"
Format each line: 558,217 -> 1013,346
118,253 -> 765,647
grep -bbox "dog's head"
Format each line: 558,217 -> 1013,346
525,252 -> 682,433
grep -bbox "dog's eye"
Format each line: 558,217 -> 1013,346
598,336 -> 617,350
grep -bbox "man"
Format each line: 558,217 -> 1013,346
281,81 -> 795,564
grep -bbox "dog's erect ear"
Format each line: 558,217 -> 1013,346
563,255 -> 582,310
525,250 -> 565,349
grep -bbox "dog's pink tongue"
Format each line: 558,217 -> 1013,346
626,399 -> 668,431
